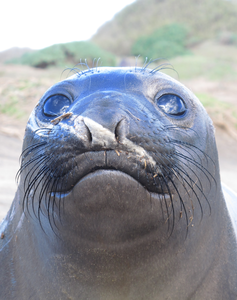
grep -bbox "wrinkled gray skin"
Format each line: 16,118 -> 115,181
1,67 -> 237,300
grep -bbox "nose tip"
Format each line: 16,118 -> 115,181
73,115 -> 128,149
83,116 -> 128,147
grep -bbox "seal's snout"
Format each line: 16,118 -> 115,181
73,115 -> 128,149
84,116 -> 128,146
71,92 -> 129,148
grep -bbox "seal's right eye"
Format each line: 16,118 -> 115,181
156,94 -> 187,117
43,95 -> 71,117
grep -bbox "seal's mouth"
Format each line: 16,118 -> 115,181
48,150 -> 171,194
18,128 -> 215,237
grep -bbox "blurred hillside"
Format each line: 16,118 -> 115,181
2,0 -> 237,67
0,47 -> 33,63
6,41 -> 116,68
2,0 -> 237,69
92,0 -> 237,56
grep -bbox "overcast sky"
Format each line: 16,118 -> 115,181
0,0 -> 135,52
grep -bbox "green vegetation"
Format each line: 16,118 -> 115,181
0,72 -> 60,121
7,41 -> 116,68
196,93 -> 229,108
196,93 -> 237,129
159,52 -> 237,81
132,23 -> 190,59
0,97 -> 25,119
92,0 -> 237,56
233,112 -> 237,129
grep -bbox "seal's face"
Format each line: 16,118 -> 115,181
19,67 -> 217,245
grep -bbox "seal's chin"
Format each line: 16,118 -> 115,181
50,170 -> 171,244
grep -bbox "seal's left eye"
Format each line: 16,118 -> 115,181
156,94 -> 187,117
43,95 -> 71,117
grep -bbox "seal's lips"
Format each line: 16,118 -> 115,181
52,150 -> 168,194
52,169 -> 171,204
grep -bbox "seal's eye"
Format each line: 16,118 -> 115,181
43,95 -> 71,117
156,94 -> 187,117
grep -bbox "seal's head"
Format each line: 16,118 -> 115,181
18,66 -> 219,247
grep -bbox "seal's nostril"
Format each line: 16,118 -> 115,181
84,123 -> 92,143
115,122 -> 119,141
115,118 -> 127,142
74,117 -> 93,144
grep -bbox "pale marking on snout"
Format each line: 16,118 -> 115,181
83,117 -> 156,166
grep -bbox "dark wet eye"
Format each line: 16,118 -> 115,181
43,95 -> 71,117
156,94 -> 187,117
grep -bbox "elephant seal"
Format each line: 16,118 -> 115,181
1,66 -> 237,300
